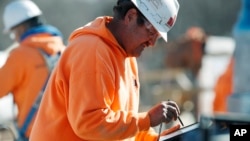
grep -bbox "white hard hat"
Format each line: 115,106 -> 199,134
3,0 -> 42,33
131,0 -> 179,42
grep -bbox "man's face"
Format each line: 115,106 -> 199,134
9,25 -> 24,42
121,9 -> 160,57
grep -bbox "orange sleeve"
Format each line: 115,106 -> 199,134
213,58 -> 234,112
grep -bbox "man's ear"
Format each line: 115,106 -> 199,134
124,8 -> 137,24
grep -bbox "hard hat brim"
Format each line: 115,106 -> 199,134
131,0 -> 179,42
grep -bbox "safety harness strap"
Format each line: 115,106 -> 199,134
18,49 -> 60,140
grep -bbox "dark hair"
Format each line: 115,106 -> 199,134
113,0 -> 146,26
24,16 -> 44,28
11,16 -> 44,30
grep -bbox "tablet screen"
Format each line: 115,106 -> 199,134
159,123 -> 200,141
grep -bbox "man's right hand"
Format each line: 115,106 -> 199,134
147,100 -> 180,127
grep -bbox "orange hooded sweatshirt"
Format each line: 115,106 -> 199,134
0,26 -> 65,138
30,17 -> 158,141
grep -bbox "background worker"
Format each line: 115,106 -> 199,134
213,58 -> 234,112
30,0 -> 181,140
165,26 -> 207,81
0,0 -> 65,140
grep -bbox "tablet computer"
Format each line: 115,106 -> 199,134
159,122 -> 200,141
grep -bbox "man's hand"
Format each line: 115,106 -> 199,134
160,124 -> 180,136
148,101 -> 180,127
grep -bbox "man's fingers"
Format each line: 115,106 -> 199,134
162,101 -> 180,122
167,101 -> 180,114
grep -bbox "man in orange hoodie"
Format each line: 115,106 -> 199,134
30,0 -> 181,140
0,0 -> 65,140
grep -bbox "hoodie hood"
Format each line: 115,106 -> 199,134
69,16 -> 122,52
19,25 -> 65,55
21,33 -> 65,55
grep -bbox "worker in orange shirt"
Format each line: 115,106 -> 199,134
0,0 -> 65,140
165,26 -> 207,80
30,0 -> 182,141
213,58 -> 234,113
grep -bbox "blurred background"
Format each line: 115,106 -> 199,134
0,0 -> 240,49
0,0 -> 242,133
